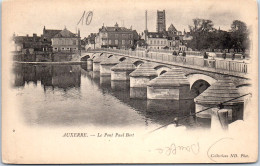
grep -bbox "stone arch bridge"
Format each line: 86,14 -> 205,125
82,49 -> 250,97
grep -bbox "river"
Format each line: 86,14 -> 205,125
11,63 -> 210,130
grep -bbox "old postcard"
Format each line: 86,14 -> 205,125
2,0 -> 258,164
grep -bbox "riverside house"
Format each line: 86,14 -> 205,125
51,28 -> 81,52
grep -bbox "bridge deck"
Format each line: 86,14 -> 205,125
86,49 -> 249,79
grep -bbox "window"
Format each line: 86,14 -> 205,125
129,34 -> 132,38
122,40 -> 125,45
115,34 -> 118,38
130,40 -> 132,45
115,40 -> 118,45
150,40 -> 152,45
161,41 -> 163,44
122,34 -> 126,38
109,40 -> 112,44
73,40 -> 76,45
157,40 -> 159,44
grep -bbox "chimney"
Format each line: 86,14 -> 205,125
33,33 -> 37,42
78,29 -> 80,38
43,26 -> 46,34
144,10 -> 148,42
145,10 -> 147,31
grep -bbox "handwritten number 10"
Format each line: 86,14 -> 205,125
77,11 -> 93,26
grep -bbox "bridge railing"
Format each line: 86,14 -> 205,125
90,48 -> 249,74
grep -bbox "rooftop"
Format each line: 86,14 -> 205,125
53,28 -> 77,38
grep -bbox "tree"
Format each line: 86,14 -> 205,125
230,20 -> 249,52
186,19 -> 249,52
188,18 -> 215,50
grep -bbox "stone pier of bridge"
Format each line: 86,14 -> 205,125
81,50 -> 250,129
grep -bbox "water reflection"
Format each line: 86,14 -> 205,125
13,64 -> 81,91
12,63 -> 206,128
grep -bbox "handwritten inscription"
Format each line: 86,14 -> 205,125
155,142 -> 200,156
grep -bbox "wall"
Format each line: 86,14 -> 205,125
130,77 -> 152,88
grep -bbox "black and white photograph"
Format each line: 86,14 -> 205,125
2,0 -> 258,164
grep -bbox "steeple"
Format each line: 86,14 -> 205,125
115,22 -> 119,27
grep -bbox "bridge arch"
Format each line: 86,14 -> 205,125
91,55 -> 96,59
186,73 -> 217,98
81,55 -> 90,61
154,65 -> 172,76
119,57 -> 127,62
108,54 -> 114,58
133,60 -> 145,67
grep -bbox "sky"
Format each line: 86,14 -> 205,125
3,0 -> 257,38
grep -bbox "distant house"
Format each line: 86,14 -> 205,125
146,32 -> 168,50
143,24 -> 181,51
42,26 -> 61,43
41,26 -> 62,51
12,33 -> 43,52
51,28 -> 80,52
85,33 -> 97,50
12,26 -> 62,52
95,23 -> 138,49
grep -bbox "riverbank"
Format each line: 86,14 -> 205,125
13,61 -> 86,65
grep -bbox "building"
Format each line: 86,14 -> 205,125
95,23 -> 138,49
12,33 -> 43,52
168,24 -> 182,36
41,26 -> 62,51
143,22 -> 182,51
146,32 -> 168,50
12,26 -> 63,53
145,31 -> 180,51
156,10 -> 166,33
142,10 -> 183,51
42,26 -> 61,43
51,28 -> 80,52
85,33 -> 97,50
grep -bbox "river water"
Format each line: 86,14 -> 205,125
12,63 -> 210,130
